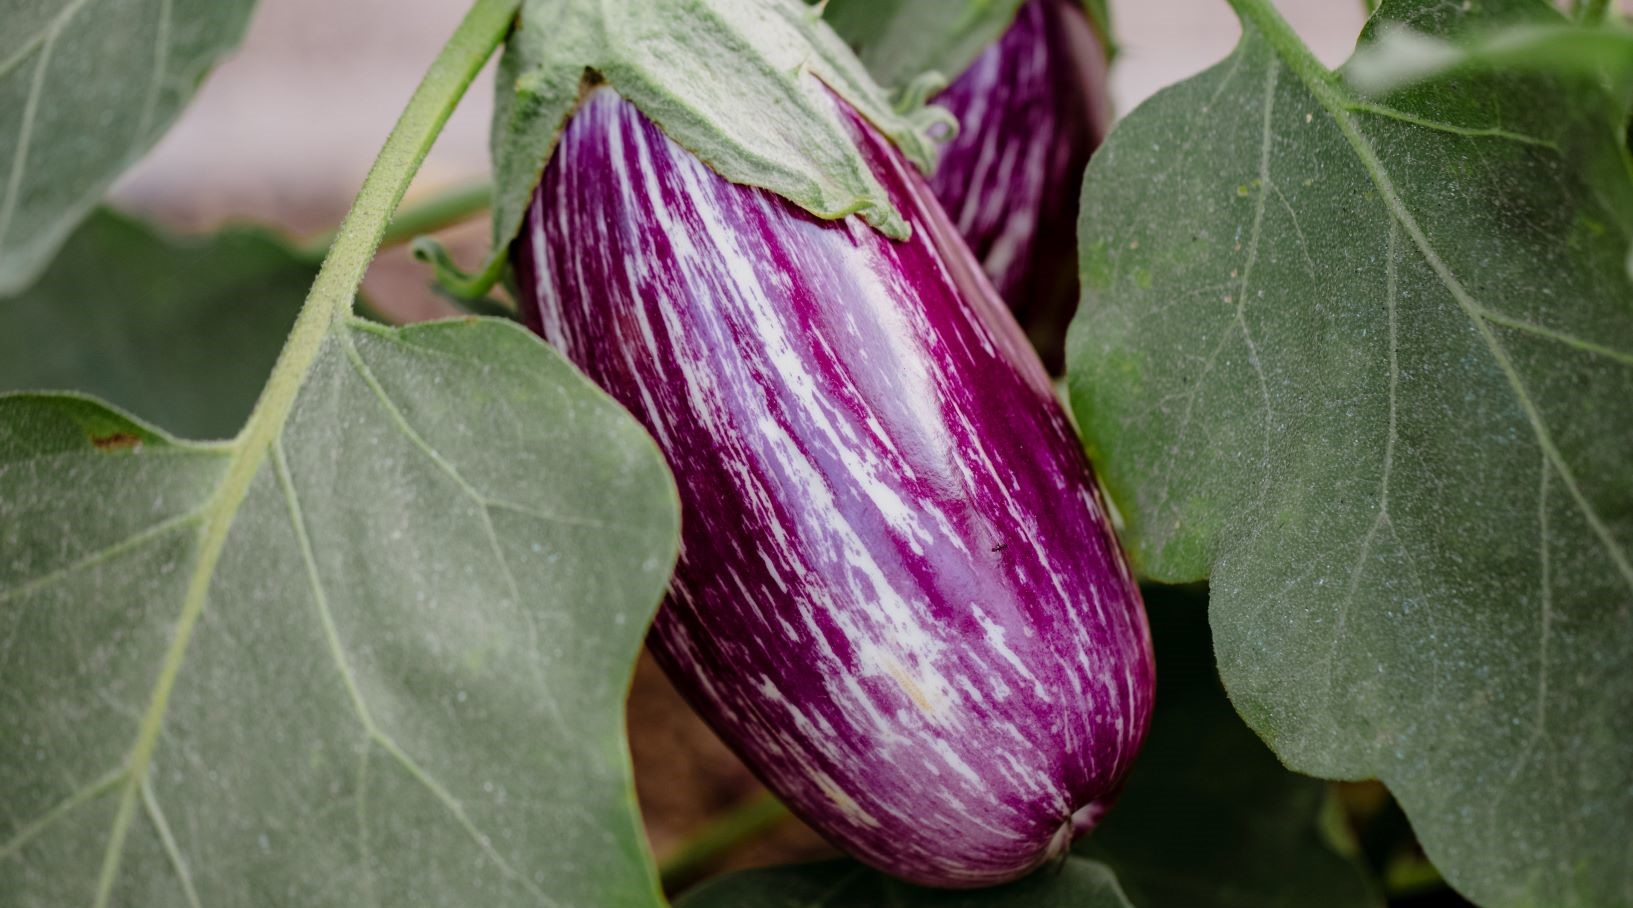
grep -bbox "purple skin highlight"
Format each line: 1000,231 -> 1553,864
929,0 -> 1111,373
512,86 -> 1152,888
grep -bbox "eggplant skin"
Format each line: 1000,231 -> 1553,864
930,0 -> 1110,372
512,86 -> 1153,888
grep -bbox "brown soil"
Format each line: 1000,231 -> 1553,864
628,651 -> 836,879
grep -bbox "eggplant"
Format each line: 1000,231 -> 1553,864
511,86 -> 1152,888
929,0 -> 1111,372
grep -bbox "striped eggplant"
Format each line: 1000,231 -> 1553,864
929,0 -> 1111,372
511,86 -> 1153,888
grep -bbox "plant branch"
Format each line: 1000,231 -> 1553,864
299,178 -> 493,261
657,790 -> 794,893
241,0 -> 514,439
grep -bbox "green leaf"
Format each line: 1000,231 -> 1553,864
1347,20 -> 1633,101
477,0 -> 949,299
820,0 -> 1117,92
676,855 -> 1133,908
0,318 -> 680,905
820,0 -> 1027,92
3,2 -> 680,903
0,0 -> 257,294
0,209 -> 311,439
1066,0 -> 1633,904
1078,585 -> 1381,908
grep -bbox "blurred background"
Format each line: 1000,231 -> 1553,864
91,0 -> 1546,895
108,0 -> 1373,324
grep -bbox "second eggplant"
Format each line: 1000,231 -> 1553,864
930,0 -> 1111,372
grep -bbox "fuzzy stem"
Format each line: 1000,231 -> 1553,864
300,179 -> 493,261
238,0 -> 514,434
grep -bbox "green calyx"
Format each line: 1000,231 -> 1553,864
432,0 -> 952,302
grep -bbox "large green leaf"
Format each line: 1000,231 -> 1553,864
1067,0 -> 1633,905
0,0 -> 257,294
1078,586 -> 1381,908
676,855 -> 1133,908
0,209 -> 310,439
0,319 -> 679,905
2,2 -> 681,903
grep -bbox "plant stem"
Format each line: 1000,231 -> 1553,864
657,791 -> 794,892
243,0 -> 515,435
299,178 -> 493,261
1227,0 -> 1333,86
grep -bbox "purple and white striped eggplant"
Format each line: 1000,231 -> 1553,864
930,0 -> 1111,372
512,86 -> 1152,888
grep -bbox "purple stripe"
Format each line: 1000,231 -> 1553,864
930,0 -> 1110,371
513,86 -> 1151,888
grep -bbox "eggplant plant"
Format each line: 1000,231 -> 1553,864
1,0 -> 1629,907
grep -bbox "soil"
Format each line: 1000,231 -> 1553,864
627,651 -> 836,879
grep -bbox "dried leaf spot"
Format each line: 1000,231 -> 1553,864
90,432 -> 141,452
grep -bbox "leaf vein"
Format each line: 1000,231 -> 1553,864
272,438 -> 376,729
275,440 -> 551,902
1282,23 -> 1633,596
1345,101 -> 1558,151
356,747 -> 375,908
371,735 -> 556,905
1474,306 -> 1633,366
0,28 -> 56,254
337,331 -> 575,731
140,774 -> 201,908
0,507 -> 206,605
0,766 -> 126,860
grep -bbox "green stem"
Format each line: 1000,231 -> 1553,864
657,791 -> 794,892
1227,0 -> 1334,87
243,0 -> 514,434
299,179 -> 493,261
